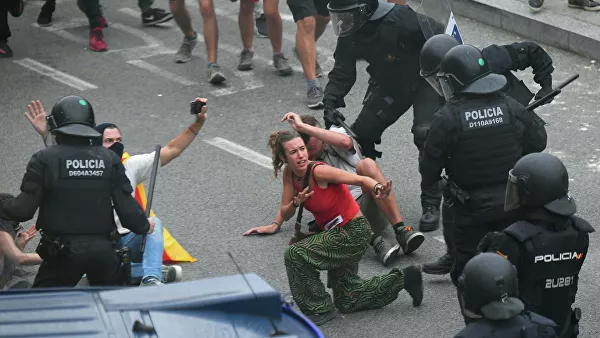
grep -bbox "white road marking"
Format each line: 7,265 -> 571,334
126,60 -> 198,86
210,70 -> 264,96
204,137 -> 272,170
32,19 -> 89,45
14,58 -> 99,91
434,236 -> 445,243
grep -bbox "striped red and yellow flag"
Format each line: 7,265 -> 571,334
122,152 -> 197,263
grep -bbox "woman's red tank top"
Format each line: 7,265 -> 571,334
292,162 -> 360,231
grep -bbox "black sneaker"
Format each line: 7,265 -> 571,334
422,253 -> 454,275
307,309 -> 338,325
0,41 -> 13,58
395,225 -> 425,255
568,0 -> 600,10
255,14 -> 268,37
37,1 -> 55,27
402,265 -> 424,307
528,0 -> 545,11
142,8 -> 174,27
419,205 -> 440,232
371,235 -> 400,266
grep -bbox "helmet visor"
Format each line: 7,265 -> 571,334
329,5 -> 370,37
424,75 -> 444,97
504,169 -> 521,212
438,75 -> 455,101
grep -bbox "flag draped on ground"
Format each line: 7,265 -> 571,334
122,152 -> 197,263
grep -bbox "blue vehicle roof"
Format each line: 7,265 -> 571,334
0,273 -> 324,338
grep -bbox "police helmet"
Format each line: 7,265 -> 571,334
458,253 -> 523,320
505,152 -> 576,216
47,95 -> 102,139
437,44 -> 507,101
419,34 -> 461,97
327,0 -> 394,37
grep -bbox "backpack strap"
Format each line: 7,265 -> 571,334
294,161 -> 322,234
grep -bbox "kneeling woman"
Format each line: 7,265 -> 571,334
268,130 -> 424,325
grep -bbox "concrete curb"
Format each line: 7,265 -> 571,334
450,0 -> 600,61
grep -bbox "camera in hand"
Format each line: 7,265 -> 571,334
190,100 -> 206,115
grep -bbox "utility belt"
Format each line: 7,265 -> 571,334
35,231 -> 111,260
444,177 -> 471,207
111,229 -> 132,286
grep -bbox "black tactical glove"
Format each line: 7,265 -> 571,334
324,108 -> 345,130
477,231 -> 501,254
535,86 -> 554,105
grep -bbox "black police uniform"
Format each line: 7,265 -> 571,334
481,153 -> 594,338
455,252 -> 558,338
0,95 -> 150,288
324,0 -> 446,229
418,45 -> 547,288
419,34 -> 553,273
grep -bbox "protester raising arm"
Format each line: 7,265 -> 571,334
157,98 -> 207,166
281,112 -> 353,150
271,130 -> 391,224
24,98 -> 208,161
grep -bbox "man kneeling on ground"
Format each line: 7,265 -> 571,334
244,112 -> 424,266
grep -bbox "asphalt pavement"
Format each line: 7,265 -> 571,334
1,1 -> 599,337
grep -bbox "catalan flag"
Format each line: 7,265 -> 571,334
122,152 -> 197,263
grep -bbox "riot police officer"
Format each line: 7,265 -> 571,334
0,95 -> 153,287
480,153 -> 594,338
324,0 -> 446,231
419,33 -> 553,275
419,44 -> 547,291
455,252 -> 558,337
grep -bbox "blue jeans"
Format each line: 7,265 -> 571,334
120,217 -> 163,280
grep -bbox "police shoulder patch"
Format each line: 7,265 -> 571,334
459,104 -> 510,131
60,157 -> 107,179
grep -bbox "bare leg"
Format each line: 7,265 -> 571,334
198,0 -> 218,63
263,0 -> 283,53
387,0 -> 406,4
356,158 -> 404,225
295,17 -> 318,81
239,0 -> 254,50
169,0 -> 195,37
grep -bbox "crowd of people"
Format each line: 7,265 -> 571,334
0,0 -> 595,337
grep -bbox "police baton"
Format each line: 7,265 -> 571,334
140,144 -> 161,255
334,116 -> 359,140
526,73 -> 579,112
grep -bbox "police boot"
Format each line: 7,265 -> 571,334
422,253 -> 454,275
370,234 -> 400,266
394,225 -> 425,255
419,204 -> 440,232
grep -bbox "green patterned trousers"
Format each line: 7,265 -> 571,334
284,216 -> 406,315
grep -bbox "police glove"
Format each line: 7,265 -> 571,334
324,108 -> 345,130
477,231 -> 498,253
535,86 -> 554,105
